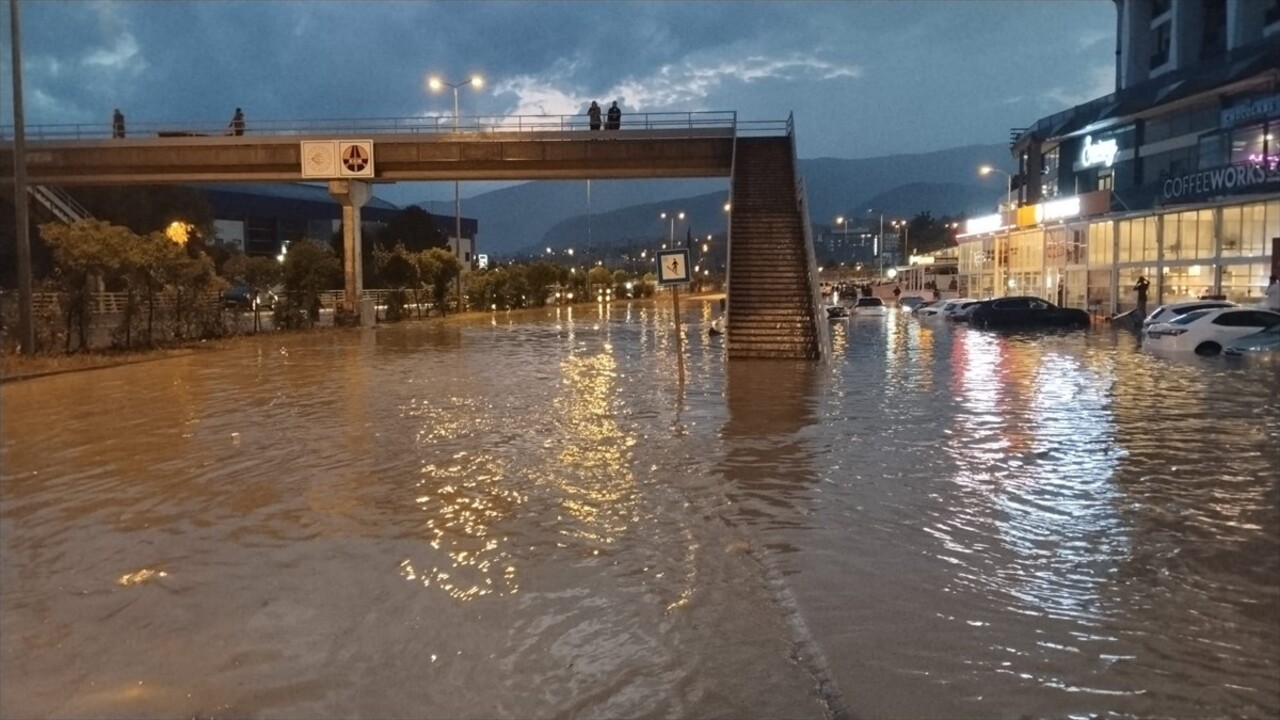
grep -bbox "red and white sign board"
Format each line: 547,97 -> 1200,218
301,140 -> 375,178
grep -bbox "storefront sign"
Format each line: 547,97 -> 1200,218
1162,161 -> 1280,201
964,213 -> 1003,235
1220,95 -> 1280,127
1080,135 -> 1119,168
1035,196 -> 1082,223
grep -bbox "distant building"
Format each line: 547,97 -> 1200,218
960,1 -> 1279,313
196,183 -> 403,256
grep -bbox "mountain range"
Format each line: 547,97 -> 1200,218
412,142 -> 1015,257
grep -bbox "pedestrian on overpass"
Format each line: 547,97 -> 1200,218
606,101 -> 621,130
112,108 -> 125,138
230,107 -> 245,136
587,101 -> 602,130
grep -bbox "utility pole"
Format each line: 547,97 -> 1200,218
9,0 -> 33,354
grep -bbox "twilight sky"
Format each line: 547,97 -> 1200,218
2,0 -> 1116,204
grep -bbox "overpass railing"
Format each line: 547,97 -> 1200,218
0,111 -> 792,142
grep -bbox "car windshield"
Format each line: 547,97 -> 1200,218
1170,309 -> 1214,325
855,298 -> 883,307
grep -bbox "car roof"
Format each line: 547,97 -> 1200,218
1189,306 -> 1280,321
1160,300 -> 1237,311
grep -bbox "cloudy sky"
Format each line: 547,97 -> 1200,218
2,0 -> 1116,204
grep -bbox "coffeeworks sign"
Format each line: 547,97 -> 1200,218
1163,161 -> 1280,201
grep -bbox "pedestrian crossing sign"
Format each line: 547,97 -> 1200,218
656,249 -> 691,285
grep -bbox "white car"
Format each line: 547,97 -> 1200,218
852,297 -> 888,315
1142,300 -> 1237,329
948,300 -> 985,322
1144,306 -> 1280,356
918,298 -> 975,320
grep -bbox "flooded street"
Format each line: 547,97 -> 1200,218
2,301 -> 1278,719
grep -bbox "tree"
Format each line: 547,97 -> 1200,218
67,185 -> 215,239
417,248 -> 461,316
376,206 -> 446,253
276,239 -> 340,329
39,219 -> 135,350
373,243 -> 421,321
223,253 -> 282,332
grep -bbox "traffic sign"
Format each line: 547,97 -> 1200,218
656,249 -> 691,285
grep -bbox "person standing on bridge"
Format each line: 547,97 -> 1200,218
587,101 -> 602,131
112,109 -> 125,138
230,107 -> 245,136
606,101 -> 621,130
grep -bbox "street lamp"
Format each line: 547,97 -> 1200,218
835,215 -> 849,249
979,165 -> 1013,297
429,73 -> 484,306
660,211 -> 685,243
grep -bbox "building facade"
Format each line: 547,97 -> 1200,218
956,1 -> 1280,314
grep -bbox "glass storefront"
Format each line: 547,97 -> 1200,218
956,196 -> 1277,313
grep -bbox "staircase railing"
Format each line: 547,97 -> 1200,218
787,114 -> 830,361
27,185 -> 92,223
725,127 -> 738,348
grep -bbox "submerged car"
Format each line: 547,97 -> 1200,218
852,297 -> 888,315
897,295 -> 927,312
968,296 -> 1089,329
1142,300 -> 1237,329
918,298 -> 974,319
1224,323 -> 1280,356
1146,307 -> 1280,356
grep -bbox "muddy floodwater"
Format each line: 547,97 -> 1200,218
3,300 -> 1278,719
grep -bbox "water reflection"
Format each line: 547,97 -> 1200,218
1,312 -> 1277,719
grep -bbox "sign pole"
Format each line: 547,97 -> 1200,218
672,284 -> 685,384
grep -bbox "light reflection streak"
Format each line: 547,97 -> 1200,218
940,331 -> 1129,675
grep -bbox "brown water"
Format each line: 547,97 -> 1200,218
2,302 -> 1278,719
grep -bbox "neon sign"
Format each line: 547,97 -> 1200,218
1080,135 -> 1118,168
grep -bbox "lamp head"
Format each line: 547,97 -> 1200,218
428,77 -> 443,91
979,165 -> 994,176
470,75 -> 484,89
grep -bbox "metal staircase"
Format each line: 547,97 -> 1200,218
725,135 -> 826,360
27,185 -> 92,223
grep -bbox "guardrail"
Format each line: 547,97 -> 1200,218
1,289 -> 419,315
0,111 -> 794,142
789,112 -> 831,362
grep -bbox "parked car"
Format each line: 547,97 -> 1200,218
897,295 -> 927,312
1145,307 -> 1280,356
852,297 -> 888,315
918,298 -> 975,319
913,299 -> 947,317
1142,300 -> 1237,329
825,304 -> 850,319
948,300 -> 985,322
969,296 -> 1090,329
1224,323 -> 1280,356
222,284 -> 278,310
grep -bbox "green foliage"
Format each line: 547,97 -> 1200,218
276,239 -> 341,329
524,261 -> 560,308
587,266 -> 613,288
66,185 -> 215,239
375,206 -> 446,252
418,248 -> 461,315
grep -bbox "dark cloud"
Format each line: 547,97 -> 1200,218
2,0 -> 1115,161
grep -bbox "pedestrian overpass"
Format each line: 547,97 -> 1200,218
1,111 -> 827,360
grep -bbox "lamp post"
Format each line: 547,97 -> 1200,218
430,74 -> 484,308
835,215 -> 849,254
660,211 -> 685,244
892,219 -> 909,265
979,165 -> 1013,297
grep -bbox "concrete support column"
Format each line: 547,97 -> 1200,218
328,179 -> 371,317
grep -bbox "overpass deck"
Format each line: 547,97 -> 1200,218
1,111 -> 789,185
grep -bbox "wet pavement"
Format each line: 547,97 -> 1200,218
2,301 -> 1277,719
